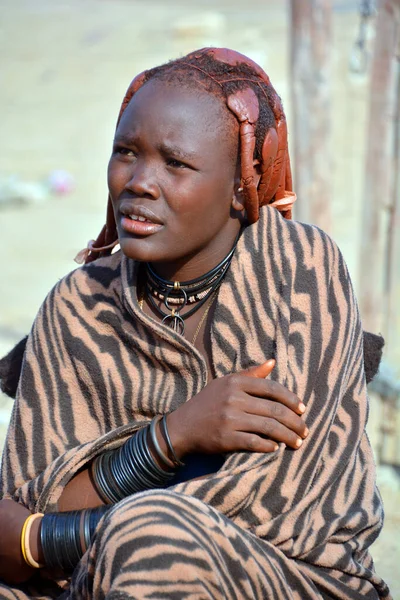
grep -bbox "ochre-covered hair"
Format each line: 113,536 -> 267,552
76,47 -> 296,265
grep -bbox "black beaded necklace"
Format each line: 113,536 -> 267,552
144,239 -> 238,335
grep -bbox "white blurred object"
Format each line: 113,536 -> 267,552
377,465 -> 400,492
47,169 -> 75,195
0,175 -> 48,207
172,12 -> 226,41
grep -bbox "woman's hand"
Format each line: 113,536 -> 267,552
0,499 -> 35,585
167,360 -> 308,458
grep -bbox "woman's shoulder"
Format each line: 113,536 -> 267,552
278,207 -> 337,250
68,250 -> 122,286
251,206 -> 342,275
51,250 -> 123,304
0,252 -> 124,399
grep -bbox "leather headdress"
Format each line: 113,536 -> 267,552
76,48 -> 296,264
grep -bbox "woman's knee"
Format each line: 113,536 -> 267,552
99,489 -> 221,542
79,491 -> 226,597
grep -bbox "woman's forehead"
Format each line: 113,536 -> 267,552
116,80 -> 238,155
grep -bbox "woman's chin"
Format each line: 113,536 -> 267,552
118,236 -> 166,263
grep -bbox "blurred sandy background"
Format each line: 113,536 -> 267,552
0,0 -> 398,595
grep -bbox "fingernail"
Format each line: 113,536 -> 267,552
273,444 -> 279,451
295,438 -> 303,448
304,427 -> 309,437
298,403 -> 306,413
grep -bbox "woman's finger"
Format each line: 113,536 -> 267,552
237,413 -> 305,449
230,431 -> 279,453
240,397 -> 308,438
241,359 -> 275,379
233,375 -> 306,414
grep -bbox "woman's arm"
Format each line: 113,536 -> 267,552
0,273 -> 145,512
57,359 -> 307,511
0,500 -> 35,585
0,358 -> 307,585
0,499 -> 110,585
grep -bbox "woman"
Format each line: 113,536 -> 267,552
0,48 -> 391,599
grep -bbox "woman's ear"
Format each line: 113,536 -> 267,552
253,158 -> 262,187
232,160 -> 245,212
232,159 -> 262,212
232,187 -> 245,212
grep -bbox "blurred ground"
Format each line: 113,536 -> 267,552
0,0 -> 399,596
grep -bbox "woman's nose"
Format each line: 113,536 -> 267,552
124,161 -> 160,199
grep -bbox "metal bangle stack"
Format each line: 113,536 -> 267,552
40,506 -> 112,571
91,416 -> 181,504
40,417 -> 182,572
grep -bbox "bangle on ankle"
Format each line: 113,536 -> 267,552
21,513 -> 45,569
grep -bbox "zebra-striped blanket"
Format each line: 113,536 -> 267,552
0,206 -> 390,599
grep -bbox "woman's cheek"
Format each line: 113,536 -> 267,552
107,159 -> 125,194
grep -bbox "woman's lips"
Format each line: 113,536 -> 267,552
120,215 -> 163,236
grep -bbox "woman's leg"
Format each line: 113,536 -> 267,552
0,587 -> 30,600
0,577 -> 63,600
68,490 -> 319,600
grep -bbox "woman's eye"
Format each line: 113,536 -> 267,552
114,146 -> 135,158
167,158 -> 187,169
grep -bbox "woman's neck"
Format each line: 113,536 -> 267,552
149,228 -> 241,283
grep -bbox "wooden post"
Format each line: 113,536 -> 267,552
289,0 -> 333,233
383,20 -> 400,349
359,0 -> 400,333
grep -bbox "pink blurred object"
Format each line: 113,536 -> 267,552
48,170 -> 75,195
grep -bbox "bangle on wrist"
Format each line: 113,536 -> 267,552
20,513 -> 45,569
160,415 -> 185,467
149,416 -> 176,470
40,506 -> 112,571
90,419 -> 178,505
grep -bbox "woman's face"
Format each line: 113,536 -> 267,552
107,79 -> 242,279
